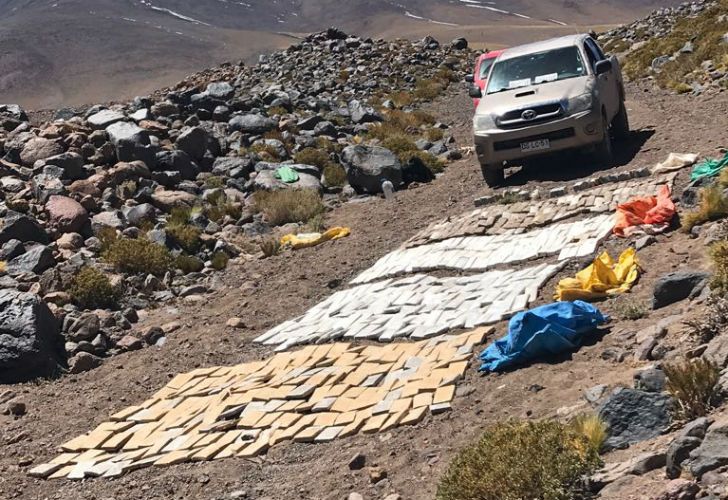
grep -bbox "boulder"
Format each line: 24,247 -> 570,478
44,152 -> 84,180
20,138 -> 64,166
688,416 -> 728,478
251,170 -> 322,193
451,37 -> 468,49
0,212 -> 50,245
212,157 -> 252,178
151,190 -> 197,212
6,245 -> 56,275
175,126 -> 208,160
704,335 -> 728,367
348,100 -> 382,124
0,290 -> 63,383
653,271 -> 709,309
87,109 -> 125,129
68,352 -> 102,374
653,479 -> 699,500
228,114 -> 277,134
207,81 -> 234,100
122,203 -> 157,226
666,435 -> 703,479
45,195 -> 88,234
599,387 -> 673,450
155,150 -> 199,180
340,145 -> 402,194
32,173 -> 65,202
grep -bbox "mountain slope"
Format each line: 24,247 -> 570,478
0,0 -> 682,108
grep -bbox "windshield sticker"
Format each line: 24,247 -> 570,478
508,78 -> 531,89
534,73 -> 558,84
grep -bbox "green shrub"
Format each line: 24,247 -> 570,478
211,251 -> 229,270
166,223 -> 202,254
103,237 -> 174,276
613,300 -> 649,320
682,185 -> 728,232
436,420 -> 600,500
323,164 -> 347,187
664,358 -> 721,420
400,150 -> 445,174
70,266 -> 119,309
176,254 -> 204,274
205,176 -> 225,189
382,135 -> 419,156
168,207 -> 192,227
97,226 -> 119,253
254,189 -> 325,226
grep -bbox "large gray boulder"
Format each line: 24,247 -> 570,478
0,212 -> 49,245
20,137 -> 64,166
175,126 -> 208,160
87,109 -> 125,129
0,290 -> 63,382
688,416 -> 728,478
599,387 -> 673,450
44,152 -> 85,180
6,245 -> 56,275
228,114 -> 277,134
341,145 -> 402,194
207,81 -> 235,100
653,271 -> 709,309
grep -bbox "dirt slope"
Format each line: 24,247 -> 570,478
2,83 -> 727,499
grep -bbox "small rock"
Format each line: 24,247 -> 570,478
599,387 -> 673,451
653,271 -> 709,309
117,335 -> 143,351
634,367 -> 666,392
652,479 -> 699,500
585,384 -> 608,403
226,317 -> 246,329
348,452 -> 366,470
347,494 -> 363,500
4,401 -> 26,416
635,235 -> 656,250
368,466 -> 387,483
68,352 -> 102,374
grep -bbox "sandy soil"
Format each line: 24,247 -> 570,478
2,83 -> 727,500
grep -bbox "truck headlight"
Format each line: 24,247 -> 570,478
473,114 -> 496,131
568,93 -> 594,114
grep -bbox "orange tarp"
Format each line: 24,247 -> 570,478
613,184 -> 675,237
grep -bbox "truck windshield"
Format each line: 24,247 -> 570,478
486,46 -> 586,94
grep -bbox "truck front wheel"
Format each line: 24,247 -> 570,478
481,162 -> 504,187
612,100 -> 630,140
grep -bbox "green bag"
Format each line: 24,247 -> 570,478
275,166 -> 299,183
691,152 -> 728,181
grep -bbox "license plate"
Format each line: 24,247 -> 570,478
520,139 -> 550,152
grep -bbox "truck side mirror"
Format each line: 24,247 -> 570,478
464,75 -> 474,83
595,59 -> 613,75
468,85 -> 482,98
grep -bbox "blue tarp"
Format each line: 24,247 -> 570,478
478,301 -> 608,372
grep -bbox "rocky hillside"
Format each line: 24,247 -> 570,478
0,0 -> 679,108
0,28 -> 471,382
600,0 -> 728,94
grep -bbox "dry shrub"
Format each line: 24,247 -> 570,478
400,150 -> 445,174
323,164 -> 347,187
613,299 -> 649,320
254,189 -> 324,226
382,135 -> 419,156
103,237 -> 173,277
684,295 -> 728,342
260,237 -> 281,258
176,254 -> 204,274
682,185 -> 728,232
710,241 -> 728,294
425,127 -> 445,142
414,79 -> 446,100
385,91 -> 414,108
205,176 -> 225,189
436,420 -> 600,500
70,266 -> 119,309
294,148 -> 332,170
664,357 -> 721,420
250,142 -> 281,161
211,251 -> 229,270
266,106 -> 288,117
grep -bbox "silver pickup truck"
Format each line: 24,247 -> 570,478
470,34 -> 629,186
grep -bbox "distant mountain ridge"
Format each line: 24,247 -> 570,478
0,0 -> 682,108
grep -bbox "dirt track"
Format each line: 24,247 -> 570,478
2,84 -> 728,500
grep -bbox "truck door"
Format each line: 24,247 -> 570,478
585,38 -> 619,120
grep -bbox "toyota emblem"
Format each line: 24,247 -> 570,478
521,109 -> 537,120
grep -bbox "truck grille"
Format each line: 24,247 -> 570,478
493,128 -> 575,151
497,102 -> 564,129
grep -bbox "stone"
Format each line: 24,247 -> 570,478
0,213 -> 49,245
151,190 -> 197,211
348,100 -> 382,124
117,335 -> 143,351
590,451 -> 666,491
341,145 -> 402,194
705,335 -> 728,367
688,416 -> 728,478
652,479 -> 699,500
348,452 -> 366,470
1,239 -> 25,261
653,271 -> 709,309
666,435 -> 703,479
635,235 -> 657,250
368,466 -> 387,483
87,109 -> 125,129
207,81 -> 235,100
20,138 -> 64,166
122,203 -> 157,227
45,195 -> 88,234
175,127 -> 208,160
347,494 -> 363,500
66,313 -> 100,342
451,37 -> 468,49
5,400 -> 26,416
599,387 -> 673,450
140,326 -> 164,345
155,150 -> 199,180
226,317 -> 245,329
6,245 -> 55,275
0,290 -> 63,383
584,384 -> 608,403
634,367 -> 666,392
105,121 -> 147,146
634,336 -> 658,361
68,352 -> 102,374
44,152 -> 84,180
228,114 -> 276,134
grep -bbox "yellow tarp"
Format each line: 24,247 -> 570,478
280,227 -> 351,250
555,248 -> 640,301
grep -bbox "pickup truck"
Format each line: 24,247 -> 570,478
470,34 -> 629,186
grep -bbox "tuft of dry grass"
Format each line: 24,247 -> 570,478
710,240 -> 728,295
103,237 -> 174,277
70,266 -> 119,309
569,414 -> 607,455
682,185 -> 728,232
260,237 -> 281,258
254,189 -> 324,226
664,358 -> 721,420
